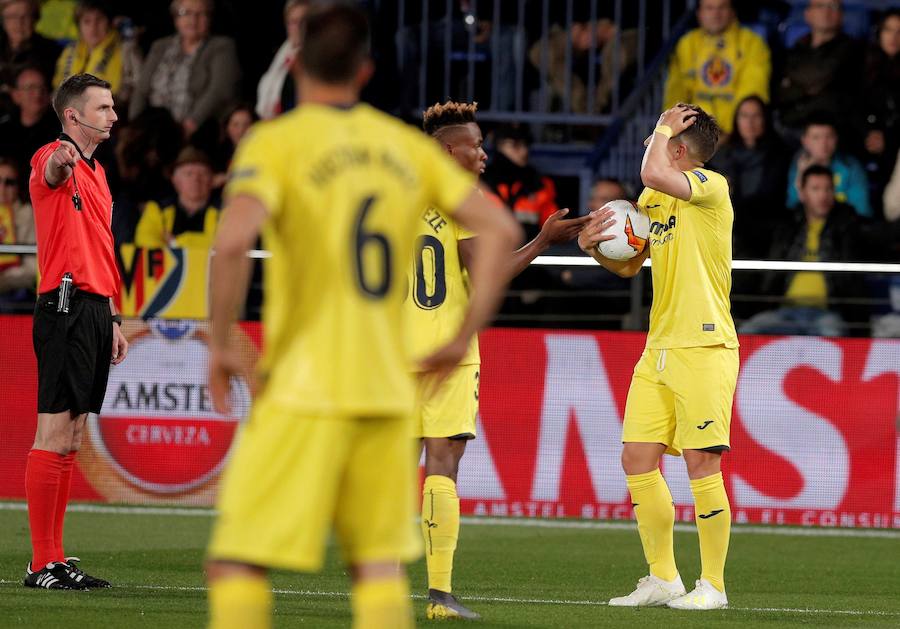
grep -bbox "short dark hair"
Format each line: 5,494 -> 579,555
800,164 -> 834,188
803,112 -> 838,133
422,100 -> 478,136
300,3 -> 370,84
52,73 -> 111,123
673,103 -> 720,162
74,0 -> 113,23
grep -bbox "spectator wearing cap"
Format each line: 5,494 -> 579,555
787,114 -> 871,217
776,0 -> 863,137
663,0 -> 770,135
0,0 -> 60,94
53,1 -> 143,105
256,0 -> 308,120
482,124 -> 559,242
129,0 -> 240,139
134,146 -> 220,249
0,65 -> 58,173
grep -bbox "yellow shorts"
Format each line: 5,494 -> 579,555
622,346 -> 739,456
207,399 -> 421,572
413,364 -> 479,439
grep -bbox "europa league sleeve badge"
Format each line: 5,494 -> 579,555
78,319 -> 259,505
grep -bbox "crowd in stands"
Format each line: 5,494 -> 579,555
0,0 -> 897,336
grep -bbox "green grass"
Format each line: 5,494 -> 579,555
1,504 -> 899,628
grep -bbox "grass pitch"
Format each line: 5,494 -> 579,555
1,504 -> 898,628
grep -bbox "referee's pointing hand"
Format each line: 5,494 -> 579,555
48,142 -> 80,174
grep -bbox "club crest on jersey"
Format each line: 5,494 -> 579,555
701,56 -> 732,87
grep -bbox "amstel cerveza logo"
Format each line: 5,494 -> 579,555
78,319 -> 257,505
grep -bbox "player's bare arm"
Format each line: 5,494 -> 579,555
507,208 -> 598,276
208,193 -> 267,415
640,104 -> 697,201
44,142 -> 80,189
577,208 -> 648,277
418,188 -> 522,381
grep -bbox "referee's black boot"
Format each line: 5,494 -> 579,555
23,561 -> 90,590
65,556 -> 111,588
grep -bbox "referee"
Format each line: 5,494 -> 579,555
23,73 -> 127,590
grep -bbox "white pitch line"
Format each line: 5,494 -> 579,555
1,580 -> 898,617
1,501 -> 899,539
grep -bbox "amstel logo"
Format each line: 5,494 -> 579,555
79,319 -> 257,505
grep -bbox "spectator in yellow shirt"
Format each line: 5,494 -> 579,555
134,146 -> 220,250
663,0 -> 770,134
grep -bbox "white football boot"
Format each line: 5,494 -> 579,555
607,574 -> 686,607
667,578 -> 728,610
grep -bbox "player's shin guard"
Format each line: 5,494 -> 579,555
422,475 -> 459,593
691,472 -> 731,592
25,449 -> 65,569
208,574 -> 272,629
352,575 -> 413,629
626,469 -> 678,581
54,452 -> 76,558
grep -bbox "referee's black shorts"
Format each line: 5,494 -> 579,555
33,289 -> 113,416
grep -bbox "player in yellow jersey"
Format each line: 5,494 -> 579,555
579,104 -> 738,611
203,6 -> 522,629
410,101 -> 601,621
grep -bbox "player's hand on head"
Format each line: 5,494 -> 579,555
209,346 -> 245,416
539,208 -> 592,245
659,104 -> 697,135
577,207 -> 617,253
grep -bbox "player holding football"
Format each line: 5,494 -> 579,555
411,101 -> 606,620
204,6 -> 522,629
578,104 -> 738,610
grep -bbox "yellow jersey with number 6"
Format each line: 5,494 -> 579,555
225,103 -> 474,415
637,167 -> 739,349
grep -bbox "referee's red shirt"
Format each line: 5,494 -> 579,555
30,139 -> 119,297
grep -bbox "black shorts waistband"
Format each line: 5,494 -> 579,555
38,287 -> 110,304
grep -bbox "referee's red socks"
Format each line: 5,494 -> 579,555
25,449 -> 68,569
54,452 -> 76,558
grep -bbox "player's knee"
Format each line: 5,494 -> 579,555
620,445 -> 658,475
683,449 -> 721,479
205,559 -> 266,583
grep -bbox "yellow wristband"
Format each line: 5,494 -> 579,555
654,125 -> 673,138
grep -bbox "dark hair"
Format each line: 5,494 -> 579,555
673,103 -> 720,162
800,164 -> 834,187
300,3 -> 370,84
0,155 -> 20,176
52,73 -> 111,123
802,112 -> 839,133
422,100 -> 478,136
74,0 -> 113,23
493,123 -> 532,145
726,94 -> 772,149
220,101 -> 259,143
13,64 -> 49,90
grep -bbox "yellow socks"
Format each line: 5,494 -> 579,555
352,576 -> 413,629
625,469 -> 678,582
208,574 -> 272,629
691,472 -> 731,592
422,475 -> 460,593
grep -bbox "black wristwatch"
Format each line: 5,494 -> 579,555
111,314 -> 123,326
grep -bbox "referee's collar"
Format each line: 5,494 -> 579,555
58,133 -> 96,170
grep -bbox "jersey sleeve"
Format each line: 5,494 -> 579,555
415,135 -> 476,218
224,125 -> 287,218
28,143 -> 57,204
685,169 -> 728,209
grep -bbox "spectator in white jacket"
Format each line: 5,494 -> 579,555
256,0 -> 308,120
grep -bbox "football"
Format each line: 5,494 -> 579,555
595,199 -> 651,261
